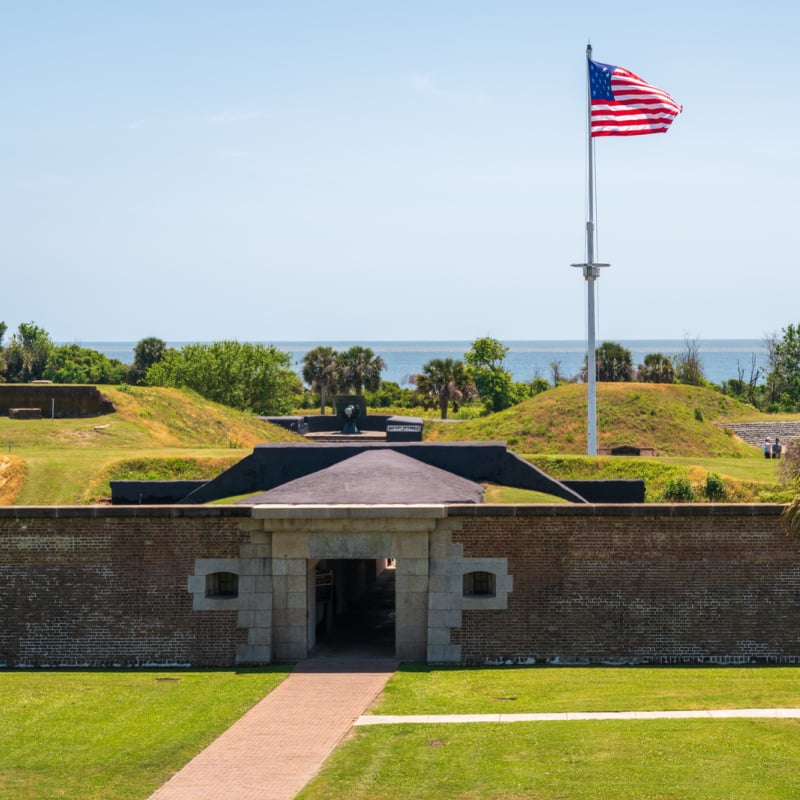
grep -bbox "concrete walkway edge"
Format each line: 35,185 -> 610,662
356,708 -> 800,725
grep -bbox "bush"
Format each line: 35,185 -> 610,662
704,473 -> 727,501
530,377 -> 550,396
663,477 -> 695,502
364,381 -> 416,409
146,341 -> 301,415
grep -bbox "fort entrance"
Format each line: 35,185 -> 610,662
310,558 -> 395,657
262,506 -> 434,662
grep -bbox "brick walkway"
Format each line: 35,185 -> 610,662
148,657 -> 398,800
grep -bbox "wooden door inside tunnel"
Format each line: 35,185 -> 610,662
311,558 -> 396,656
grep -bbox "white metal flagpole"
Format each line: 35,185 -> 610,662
572,42 -> 610,456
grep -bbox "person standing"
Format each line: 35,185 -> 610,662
772,438 -> 782,459
764,438 -> 772,459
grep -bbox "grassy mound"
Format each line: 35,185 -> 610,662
100,386 -> 305,448
425,383 -> 762,457
525,455 -> 789,503
0,385 -> 305,505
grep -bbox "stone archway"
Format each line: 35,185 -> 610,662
256,505 -> 440,662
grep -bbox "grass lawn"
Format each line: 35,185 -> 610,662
5,665 -> 800,800
296,665 -> 800,799
10,446 -> 246,505
372,665 -> 800,714
0,668 -> 289,800
482,485 -> 571,504
296,719 -> 800,800
526,453 -> 789,503
0,384 -> 304,505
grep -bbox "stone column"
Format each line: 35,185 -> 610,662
271,530 -> 311,661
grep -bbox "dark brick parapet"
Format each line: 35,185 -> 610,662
445,502 -> 787,518
0,504 -> 251,520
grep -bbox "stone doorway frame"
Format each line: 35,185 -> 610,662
254,505 -> 445,661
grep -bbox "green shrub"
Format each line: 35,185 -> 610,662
530,377 -> 550,396
694,408 -> 704,422
453,405 -> 485,420
704,473 -> 727,501
663,477 -> 695,502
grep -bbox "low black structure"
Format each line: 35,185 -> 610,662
261,414 -> 424,441
110,441 -> 646,505
110,479 -> 208,505
562,479 -> 646,504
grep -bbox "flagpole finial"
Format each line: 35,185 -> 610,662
586,42 -> 592,59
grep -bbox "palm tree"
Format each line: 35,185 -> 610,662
413,358 -> 476,419
129,336 -> 169,385
335,346 -> 386,395
581,341 -> 634,382
302,346 -> 339,414
637,352 -> 675,383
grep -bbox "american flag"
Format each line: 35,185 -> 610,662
589,59 -> 682,137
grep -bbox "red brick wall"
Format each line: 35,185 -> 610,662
2,504 -> 797,668
450,505 -> 798,665
0,508 -> 250,667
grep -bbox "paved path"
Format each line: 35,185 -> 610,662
148,657 -> 398,800
147,655 -> 800,800
356,708 -> 800,725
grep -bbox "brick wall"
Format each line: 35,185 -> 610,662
1,503 -> 798,668
449,505 -> 799,665
0,385 -> 115,417
0,507 -> 250,667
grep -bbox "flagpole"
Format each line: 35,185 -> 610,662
572,42 -> 609,456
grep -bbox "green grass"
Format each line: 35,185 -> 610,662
296,720 -> 800,799
6,666 -> 800,799
482,484 -> 571,503
10,447 -> 246,505
372,665 -> 800,714
0,385 -> 305,504
523,454 -> 789,503
0,668 -> 290,800
425,383 -> 771,457
1,382 -> 794,505
295,666 -> 800,800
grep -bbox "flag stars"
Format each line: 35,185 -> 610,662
588,57 -> 681,137
589,60 -> 615,101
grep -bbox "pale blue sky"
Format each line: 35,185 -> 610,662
1,1 -> 797,343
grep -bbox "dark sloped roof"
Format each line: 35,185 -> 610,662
238,449 -> 485,505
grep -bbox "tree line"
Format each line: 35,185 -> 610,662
2,321 -> 800,418
581,332 -> 800,414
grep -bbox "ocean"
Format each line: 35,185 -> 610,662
74,339 -> 768,388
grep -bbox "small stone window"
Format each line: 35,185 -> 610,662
463,571 -> 496,597
206,572 -> 239,598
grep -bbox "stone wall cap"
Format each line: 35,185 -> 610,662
251,503 -> 448,519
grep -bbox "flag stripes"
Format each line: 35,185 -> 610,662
589,59 -> 682,137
